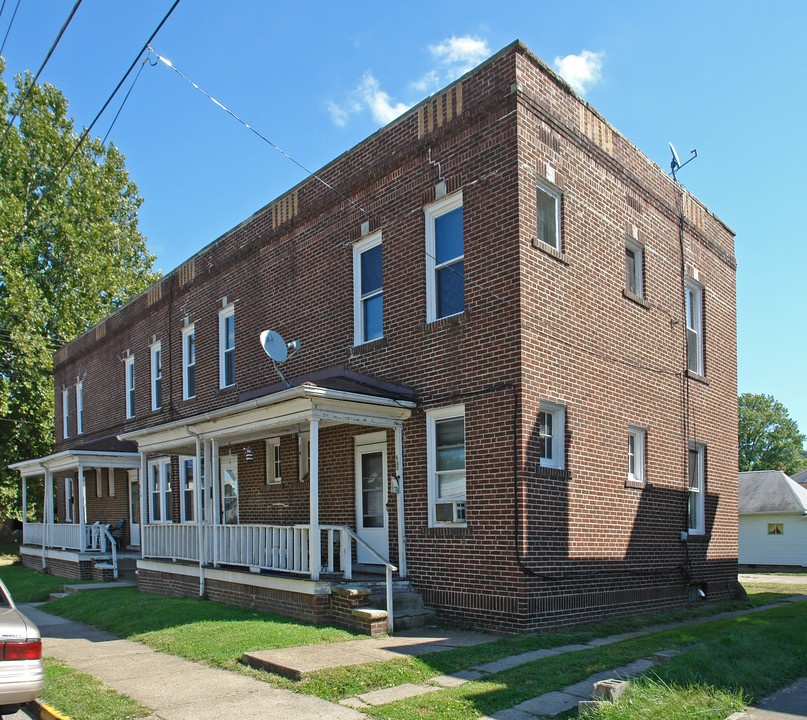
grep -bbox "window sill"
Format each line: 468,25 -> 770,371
425,525 -> 472,537
622,289 -> 649,309
533,466 -> 571,480
531,238 -> 569,265
423,312 -> 467,334
686,370 -> 710,386
351,336 -> 388,355
625,477 -> 646,490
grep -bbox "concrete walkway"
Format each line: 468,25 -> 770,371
730,677 -> 807,720
19,604 -> 363,720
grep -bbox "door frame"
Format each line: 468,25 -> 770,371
354,432 -> 389,565
220,454 -> 239,525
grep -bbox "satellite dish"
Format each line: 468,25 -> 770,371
669,142 -> 681,173
260,330 -> 288,362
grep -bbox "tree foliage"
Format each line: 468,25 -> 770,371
738,393 -> 807,475
0,60 -> 160,517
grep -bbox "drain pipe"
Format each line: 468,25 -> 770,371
184,426 -> 206,596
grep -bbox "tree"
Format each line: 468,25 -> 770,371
0,60 -> 160,518
738,393 -> 807,475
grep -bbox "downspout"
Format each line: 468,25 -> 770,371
184,425 -> 206,596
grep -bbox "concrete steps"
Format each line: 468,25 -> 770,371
367,585 -> 437,631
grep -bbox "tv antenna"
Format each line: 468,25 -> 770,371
669,142 -> 697,181
259,330 -> 300,389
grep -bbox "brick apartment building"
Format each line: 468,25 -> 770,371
11,40 -> 738,634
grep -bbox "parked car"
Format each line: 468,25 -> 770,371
0,579 -> 44,717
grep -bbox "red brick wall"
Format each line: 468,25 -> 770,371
47,43 -> 737,633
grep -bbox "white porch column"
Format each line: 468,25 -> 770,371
21,477 -> 27,525
139,453 -> 147,558
395,424 -> 407,577
309,418 -> 320,580
77,465 -> 86,551
43,469 -> 52,569
203,440 -> 212,524
194,434 -> 205,595
212,439 -> 220,567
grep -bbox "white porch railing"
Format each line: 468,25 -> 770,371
22,522 -> 118,578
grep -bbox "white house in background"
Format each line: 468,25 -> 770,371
738,470 -> 807,568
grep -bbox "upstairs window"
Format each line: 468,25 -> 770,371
625,237 -> 644,298
686,280 -> 704,375
182,324 -> 196,400
151,341 -> 162,411
353,233 -> 383,344
427,406 -> 466,526
62,389 -> 69,439
425,192 -> 464,322
539,401 -> 565,470
219,305 -> 235,388
125,356 -> 135,419
688,443 -> 705,535
76,381 -> 83,435
536,181 -> 561,251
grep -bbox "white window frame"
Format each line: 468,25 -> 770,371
539,401 -> 566,470
147,458 -> 172,524
266,438 -> 282,485
62,388 -> 69,439
427,405 -> 467,527
353,231 -> 383,345
125,356 -> 135,419
688,443 -> 705,535
536,180 -> 562,251
76,381 -> 83,435
108,468 -> 115,497
686,280 -> 704,375
150,341 -> 163,411
178,456 -> 196,523
96,470 -> 103,498
625,236 -> 644,298
64,477 -> 74,522
219,304 -> 235,388
627,426 -> 646,485
298,432 -> 310,481
425,191 -> 464,323
182,323 -> 196,400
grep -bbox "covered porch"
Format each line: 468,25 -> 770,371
120,372 -> 415,631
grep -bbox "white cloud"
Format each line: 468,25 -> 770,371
553,50 -> 604,96
328,35 -> 492,127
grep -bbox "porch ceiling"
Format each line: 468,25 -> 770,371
9,450 -> 141,478
119,384 -> 414,454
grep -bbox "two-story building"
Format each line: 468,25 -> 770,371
10,40 -> 738,634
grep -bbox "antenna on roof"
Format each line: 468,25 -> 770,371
669,142 -> 697,181
259,330 -> 300,389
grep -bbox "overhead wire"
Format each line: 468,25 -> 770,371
101,53 -> 154,146
0,0 -> 20,55
0,0 -> 83,152
6,0 -> 182,249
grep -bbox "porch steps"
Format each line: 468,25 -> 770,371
366,583 -> 437,631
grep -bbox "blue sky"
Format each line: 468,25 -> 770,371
2,1 -> 805,434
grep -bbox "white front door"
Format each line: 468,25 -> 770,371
220,456 -> 239,524
128,469 -> 140,546
355,439 -> 388,565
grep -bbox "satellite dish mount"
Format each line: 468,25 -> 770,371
259,330 -> 301,389
669,142 -> 697,181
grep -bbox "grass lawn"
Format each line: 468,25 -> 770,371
0,540 -> 20,564
0,563 -> 80,602
41,657 -> 154,720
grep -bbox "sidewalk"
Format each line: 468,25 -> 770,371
20,604 -> 364,720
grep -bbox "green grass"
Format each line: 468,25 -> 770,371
40,657 -> 154,720
741,580 -> 807,602
0,563 -> 78,602
42,587 -> 360,670
0,540 -> 20,563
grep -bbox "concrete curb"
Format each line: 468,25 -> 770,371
26,699 -> 71,720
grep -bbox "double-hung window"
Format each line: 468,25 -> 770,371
151,341 -> 162,411
148,458 -> 172,523
539,401 -> 565,469
536,181 -> 561,251
266,438 -> 282,484
62,389 -> 69,439
625,237 -> 643,298
125,356 -> 135,419
425,192 -> 464,322
179,456 -> 196,523
182,324 -> 196,400
353,232 -> 383,344
219,305 -> 235,388
688,443 -> 705,535
427,406 -> 466,526
685,280 -> 704,375
76,381 -> 83,435
627,426 -> 646,486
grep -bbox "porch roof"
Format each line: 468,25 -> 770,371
118,369 -> 416,454
9,446 -> 141,478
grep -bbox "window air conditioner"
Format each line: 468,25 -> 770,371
435,500 -> 466,523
